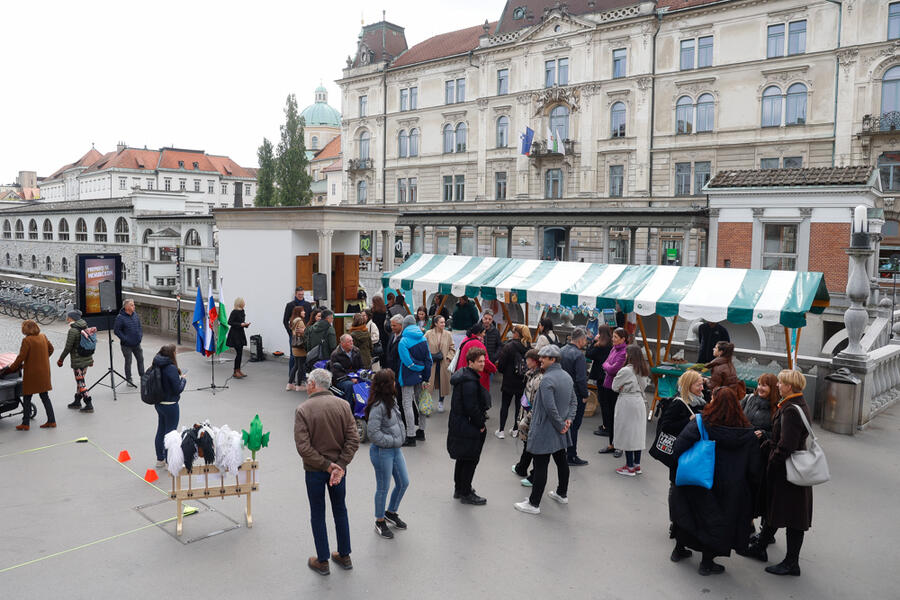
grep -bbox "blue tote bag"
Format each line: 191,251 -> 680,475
675,414 -> 715,489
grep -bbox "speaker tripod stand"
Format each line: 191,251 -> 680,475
86,315 -> 128,401
196,350 -> 230,395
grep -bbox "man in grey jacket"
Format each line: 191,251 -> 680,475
560,327 -> 590,466
514,344 -> 576,515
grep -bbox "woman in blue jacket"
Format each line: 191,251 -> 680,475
153,344 -> 186,469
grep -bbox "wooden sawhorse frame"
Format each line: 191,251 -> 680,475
170,459 -> 259,536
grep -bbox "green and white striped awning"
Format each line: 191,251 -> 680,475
383,254 -> 830,328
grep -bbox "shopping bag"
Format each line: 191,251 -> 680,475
417,387 -> 435,416
785,405 -> 830,486
675,414 -> 715,489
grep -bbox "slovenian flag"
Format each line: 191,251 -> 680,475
548,127 -> 558,153
205,284 -> 216,356
520,127 -> 534,156
192,286 -> 206,355
215,277 -> 230,355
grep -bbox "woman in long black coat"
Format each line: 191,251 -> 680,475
669,387 -> 761,576
495,325 -> 530,438
745,369 -> 814,577
446,346 -> 490,506
226,298 -> 249,378
587,325 -> 613,436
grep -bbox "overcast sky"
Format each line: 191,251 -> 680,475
1,0 -> 501,184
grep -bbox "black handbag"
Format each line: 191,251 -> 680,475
431,351 -> 444,363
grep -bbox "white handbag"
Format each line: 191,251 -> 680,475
784,405 -> 830,487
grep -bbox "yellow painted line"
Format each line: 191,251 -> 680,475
0,438 -> 84,459
87,439 -> 169,496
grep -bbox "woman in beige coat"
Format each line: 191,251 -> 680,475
424,315 -> 455,413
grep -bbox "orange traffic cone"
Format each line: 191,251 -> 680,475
118,450 -> 131,463
144,468 -> 159,483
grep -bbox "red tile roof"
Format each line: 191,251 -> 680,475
158,148 -> 218,172
45,146 -> 255,181
46,147 -> 103,180
323,159 -> 343,173
313,136 -> 341,162
82,148 -> 162,173
353,22 -> 409,67
707,167 -> 875,188
206,155 -> 256,179
392,22 -> 497,67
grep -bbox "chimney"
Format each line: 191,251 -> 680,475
117,141 -> 126,153
233,181 -> 243,208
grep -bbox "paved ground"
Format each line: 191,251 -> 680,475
1,313 -> 899,599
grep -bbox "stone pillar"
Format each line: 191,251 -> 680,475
317,228 -> 334,309
473,225 -> 480,257
409,225 -> 417,254
601,226 -> 610,264
628,226 -> 638,265
563,226 -> 572,261
507,226 -> 514,258
370,231 -> 377,272
682,227 -> 692,266
382,230 -> 392,272
455,225 -> 463,255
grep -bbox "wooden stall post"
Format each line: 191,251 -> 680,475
655,315 -> 662,365
663,315 -> 678,362
783,327 -> 793,370
636,315 -> 655,368
437,293 -> 449,318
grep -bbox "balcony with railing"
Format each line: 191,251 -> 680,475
347,158 -> 373,171
860,111 -> 900,135
528,139 -> 575,159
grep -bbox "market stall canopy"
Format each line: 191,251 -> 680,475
383,254 -> 830,328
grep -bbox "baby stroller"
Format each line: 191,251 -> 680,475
0,353 -> 32,423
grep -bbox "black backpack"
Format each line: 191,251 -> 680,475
514,349 -> 528,378
76,329 -> 97,356
141,365 -> 166,405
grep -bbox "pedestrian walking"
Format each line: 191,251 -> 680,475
598,328 -> 628,457
370,296 -> 388,350
382,315 -> 404,374
283,287 -> 313,376
450,295 -> 479,332
560,327 -> 590,466
305,309 -> 337,365
414,306 -> 428,331
1,320 -> 55,430
294,368 -> 360,576
348,313 -> 374,368
533,317 -> 560,350
613,344 -> 650,476
512,349 -> 542,486
288,306 -> 308,390
513,344 -> 576,515
481,309 -> 501,364
113,299 -> 144,386
424,315 -> 454,413
226,297 -> 250,379
398,315 -> 432,445
152,344 -> 185,469
447,346 -> 490,505
495,324 -> 530,438
705,341 -> 746,398
362,308 -> 381,365
588,325 -> 613,436
745,369 -> 814,577
365,369 -> 410,539
428,294 -> 450,322
454,323 -> 497,394
57,309 -> 96,414
669,387 -> 761,576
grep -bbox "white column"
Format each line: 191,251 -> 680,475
318,228 -> 333,309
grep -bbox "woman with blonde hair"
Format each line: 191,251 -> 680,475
424,315 -> 455,412
495,324 -> 531,438
226,297 -> 250,379
613,344 -> 650,476
1,320 -> 55,430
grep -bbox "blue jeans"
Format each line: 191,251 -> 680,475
625,450 -> 642,468
154,403 -> 180,461
369,445 -> 410,519
335,378 -> 356,410
305,470 -> 351,562
287,334 -> 294,374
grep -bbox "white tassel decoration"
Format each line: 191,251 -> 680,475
214,424 -> 244,477
164,429 -> 185,477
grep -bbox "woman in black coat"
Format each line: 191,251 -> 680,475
746,369 -> 814,577
226,298 -> 250,379
446,346 -> 490,506
495,324 -> 530,439
587,325 -> 613,436
669,387 -> 761,576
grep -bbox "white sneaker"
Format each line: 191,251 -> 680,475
437,401 -> 444,413
514,500 -> 540,514
548,490 -> 569,504
155,460 -> 167,469
286,384 -> 295,391
511,429 -> 519,438
494,429 -> 505,439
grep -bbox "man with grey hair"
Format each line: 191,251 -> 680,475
382,314 -> 404,373
294,368 -> 360,576
329,334 -> 364,408
113,298 -> 144,386
560,327 -> 590,466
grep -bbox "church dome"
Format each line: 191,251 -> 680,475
301,86 -> 341,128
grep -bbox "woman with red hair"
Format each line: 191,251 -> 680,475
669,387 -> 762,576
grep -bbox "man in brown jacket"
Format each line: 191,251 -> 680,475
294,368 -> 360,576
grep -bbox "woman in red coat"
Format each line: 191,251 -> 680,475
745,369 -> 813,576
1,320 -> 55,430
455,323 -> 497,392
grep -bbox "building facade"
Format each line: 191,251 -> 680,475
336,0 -> 898,281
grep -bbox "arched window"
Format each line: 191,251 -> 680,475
2,220 -> 10,239
785,83 -> 807,125
610,102 -> 626,138
15,219 -> 24,239
4,253 -> 8,266
311,135 -> 319,150
31,255 -> 37,270
398,129 -> 408,158
496,116 -> 509,147
549,105 -> 570,141
455,122 -> 467,152
443,124 -> 454,153
114,217 -> 129,243
74,218 -> 87,241
58,219 -> 70,241
676,96 -> 694,134
142,228 -> 153,244
357,180 -> 368,205
545,168 -> 563,199
28,219 -> 38,240
17,254 -> 23,268
184,229 -> 201,246
409,128 -> 419,157
696,94 -> 715,132
882,66 -> 900,130
45,256 -> 52,271
42,219 -> 53,241
61,257 -> 68,273
358,131 -> 370,160
94,218 -> 108,242
761,86 -> 782,127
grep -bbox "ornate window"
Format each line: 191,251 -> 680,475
2,220 -> 10,239
357,180 -> 368,204
15,219 -> 24,240
610,102 -> 626,138
94,218 -> 108,242
891,3 -> 900,40
409,128 -> 419,157
142,228 -> 153,244
114,217 -> 130,243
311,136 -> 318,150
496,116 -> 509,147
398,129 -> 408,158
28,219 -> 38,240
42,219 -> 53,241
785,83 -> 807,125
455,122 -> 467,152
58,219 -> 70,241
358,131 -> 370,160
31,255 -> 37,270
545,168 -> 563,199
443,124 -> 454,153
609,165 -> 624,197
549,105 -> 570,141
75,218 -> 87,241
881,66 -> 900,129
184,229 -> 201,246
45,256 -> 52,271
761,86 -> 782,127
696,94 -> 715,132
676,96 -> 694,134
61,257 -> 68,273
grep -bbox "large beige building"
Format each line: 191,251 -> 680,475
336,0 -> 899,269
